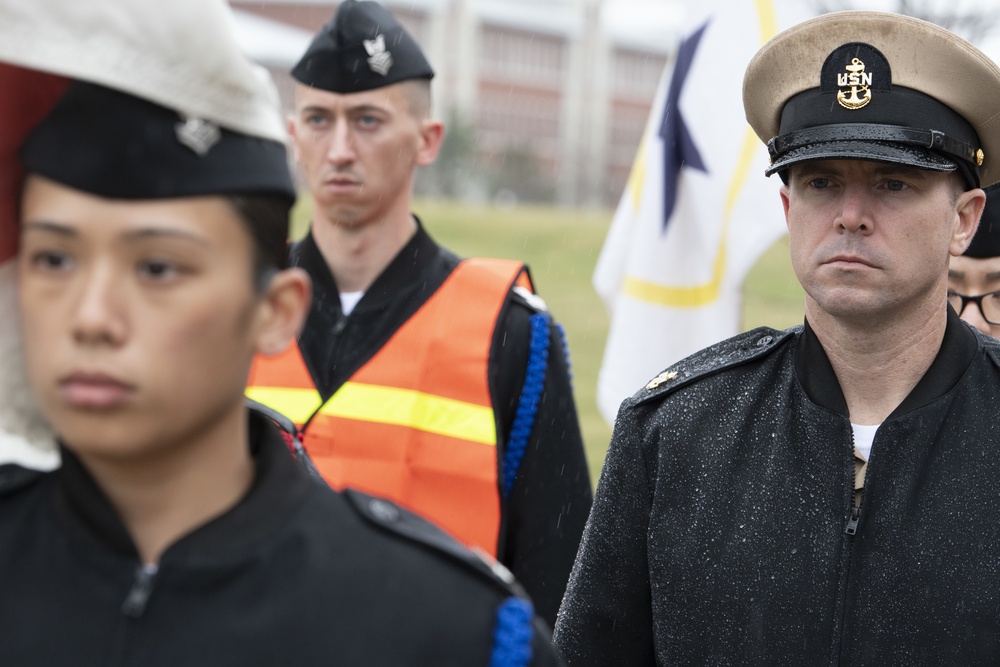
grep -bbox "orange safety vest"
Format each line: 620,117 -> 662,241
247,258 -> 531,556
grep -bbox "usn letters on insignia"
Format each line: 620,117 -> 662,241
363,34 -> 393,76
837,58 -> 872,110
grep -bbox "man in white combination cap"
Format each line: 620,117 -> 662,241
556,11 -> 1000,665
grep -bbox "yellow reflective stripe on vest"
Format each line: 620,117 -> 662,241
245,387 -> 323,425
320,382 -> 497,446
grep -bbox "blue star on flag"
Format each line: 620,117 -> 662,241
659,20 -> 710,232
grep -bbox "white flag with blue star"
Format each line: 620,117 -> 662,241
593,0 -> 814,425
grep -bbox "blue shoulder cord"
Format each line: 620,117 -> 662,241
489,597 -> 535,667
556,321 -> 572,389
502,312 -> 550,499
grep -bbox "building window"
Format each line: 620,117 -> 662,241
613,48 -> 667,98
479,26 -> 566,85
478,86 -> 561,140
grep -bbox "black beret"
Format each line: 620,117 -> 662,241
964,183 -> 1000,258
292,0 -> 434,93
19,81 -> 295,203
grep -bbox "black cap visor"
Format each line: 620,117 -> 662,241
767,85 -> 982,187
767,138 -> 958,177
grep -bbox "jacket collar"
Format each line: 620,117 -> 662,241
796,306 -> 978,419
53,409 -> 311,562
292,215 -> 441,312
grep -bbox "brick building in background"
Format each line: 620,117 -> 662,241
229,0 -> 674,207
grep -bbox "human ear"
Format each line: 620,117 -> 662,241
950,187 -> 987,257
414,119 -> 444,167
779,186 -> 791,230
254,267 -> 311,356
286,114 -> 302,164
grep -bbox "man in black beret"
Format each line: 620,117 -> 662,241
246,0 -> 592,628
948,183 -> 1000,338
556,11 -> 1000,665
0,3 -> 564,664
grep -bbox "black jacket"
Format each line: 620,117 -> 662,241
555,309 -> 1000,666
293,221 -> 592,627
0,410 -> 562,666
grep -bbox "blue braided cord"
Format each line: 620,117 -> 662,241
489,597 -> 535,667
502,313 -> 550,498
556,321 -> 573,388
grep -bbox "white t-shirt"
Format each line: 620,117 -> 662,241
340,291 -> 364,316
851,423 -> 879,462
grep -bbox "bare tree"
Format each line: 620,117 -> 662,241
809,0 -> 1000,45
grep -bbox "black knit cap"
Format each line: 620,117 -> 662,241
19,81 -> 296,203
964,183 -> 1000,258
292,0 -> 434,93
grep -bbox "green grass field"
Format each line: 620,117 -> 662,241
291,198 -> 806,484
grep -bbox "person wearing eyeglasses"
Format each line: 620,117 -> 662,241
948,183 -> 1000,338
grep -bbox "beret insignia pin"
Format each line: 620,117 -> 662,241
175,116 -> 221,156
646,370 -> 678,390
837,58 -> 872,110
364,34 -> 393,76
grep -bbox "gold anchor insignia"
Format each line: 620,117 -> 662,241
836,58 -> 872,110
645,370 -> 678,390
977,149 -> 985,166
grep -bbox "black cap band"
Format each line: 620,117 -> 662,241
767,86 -> 983,187
19,82 -> 295,203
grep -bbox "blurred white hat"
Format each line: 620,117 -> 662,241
0,0 -> 285,140
0,0 -> 290,470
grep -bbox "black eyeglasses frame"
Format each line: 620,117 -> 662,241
947,289 -> 1000,325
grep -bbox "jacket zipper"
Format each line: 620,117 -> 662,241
829,425 -> 860,665
121,563 -> 158,617
301,311 -> 349,436
836,425 -> 877,665
110,564 -> 158,666
845,506 -> 861,535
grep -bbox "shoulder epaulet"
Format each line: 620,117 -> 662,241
343,488 -> 527,596
0,464 -> 45,498
633,326 -> 799,407
246,399 -> 325,482
511,285 -> 548,314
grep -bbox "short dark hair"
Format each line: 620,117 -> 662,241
401,79 -> 432,120
226,195 -> 292,291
